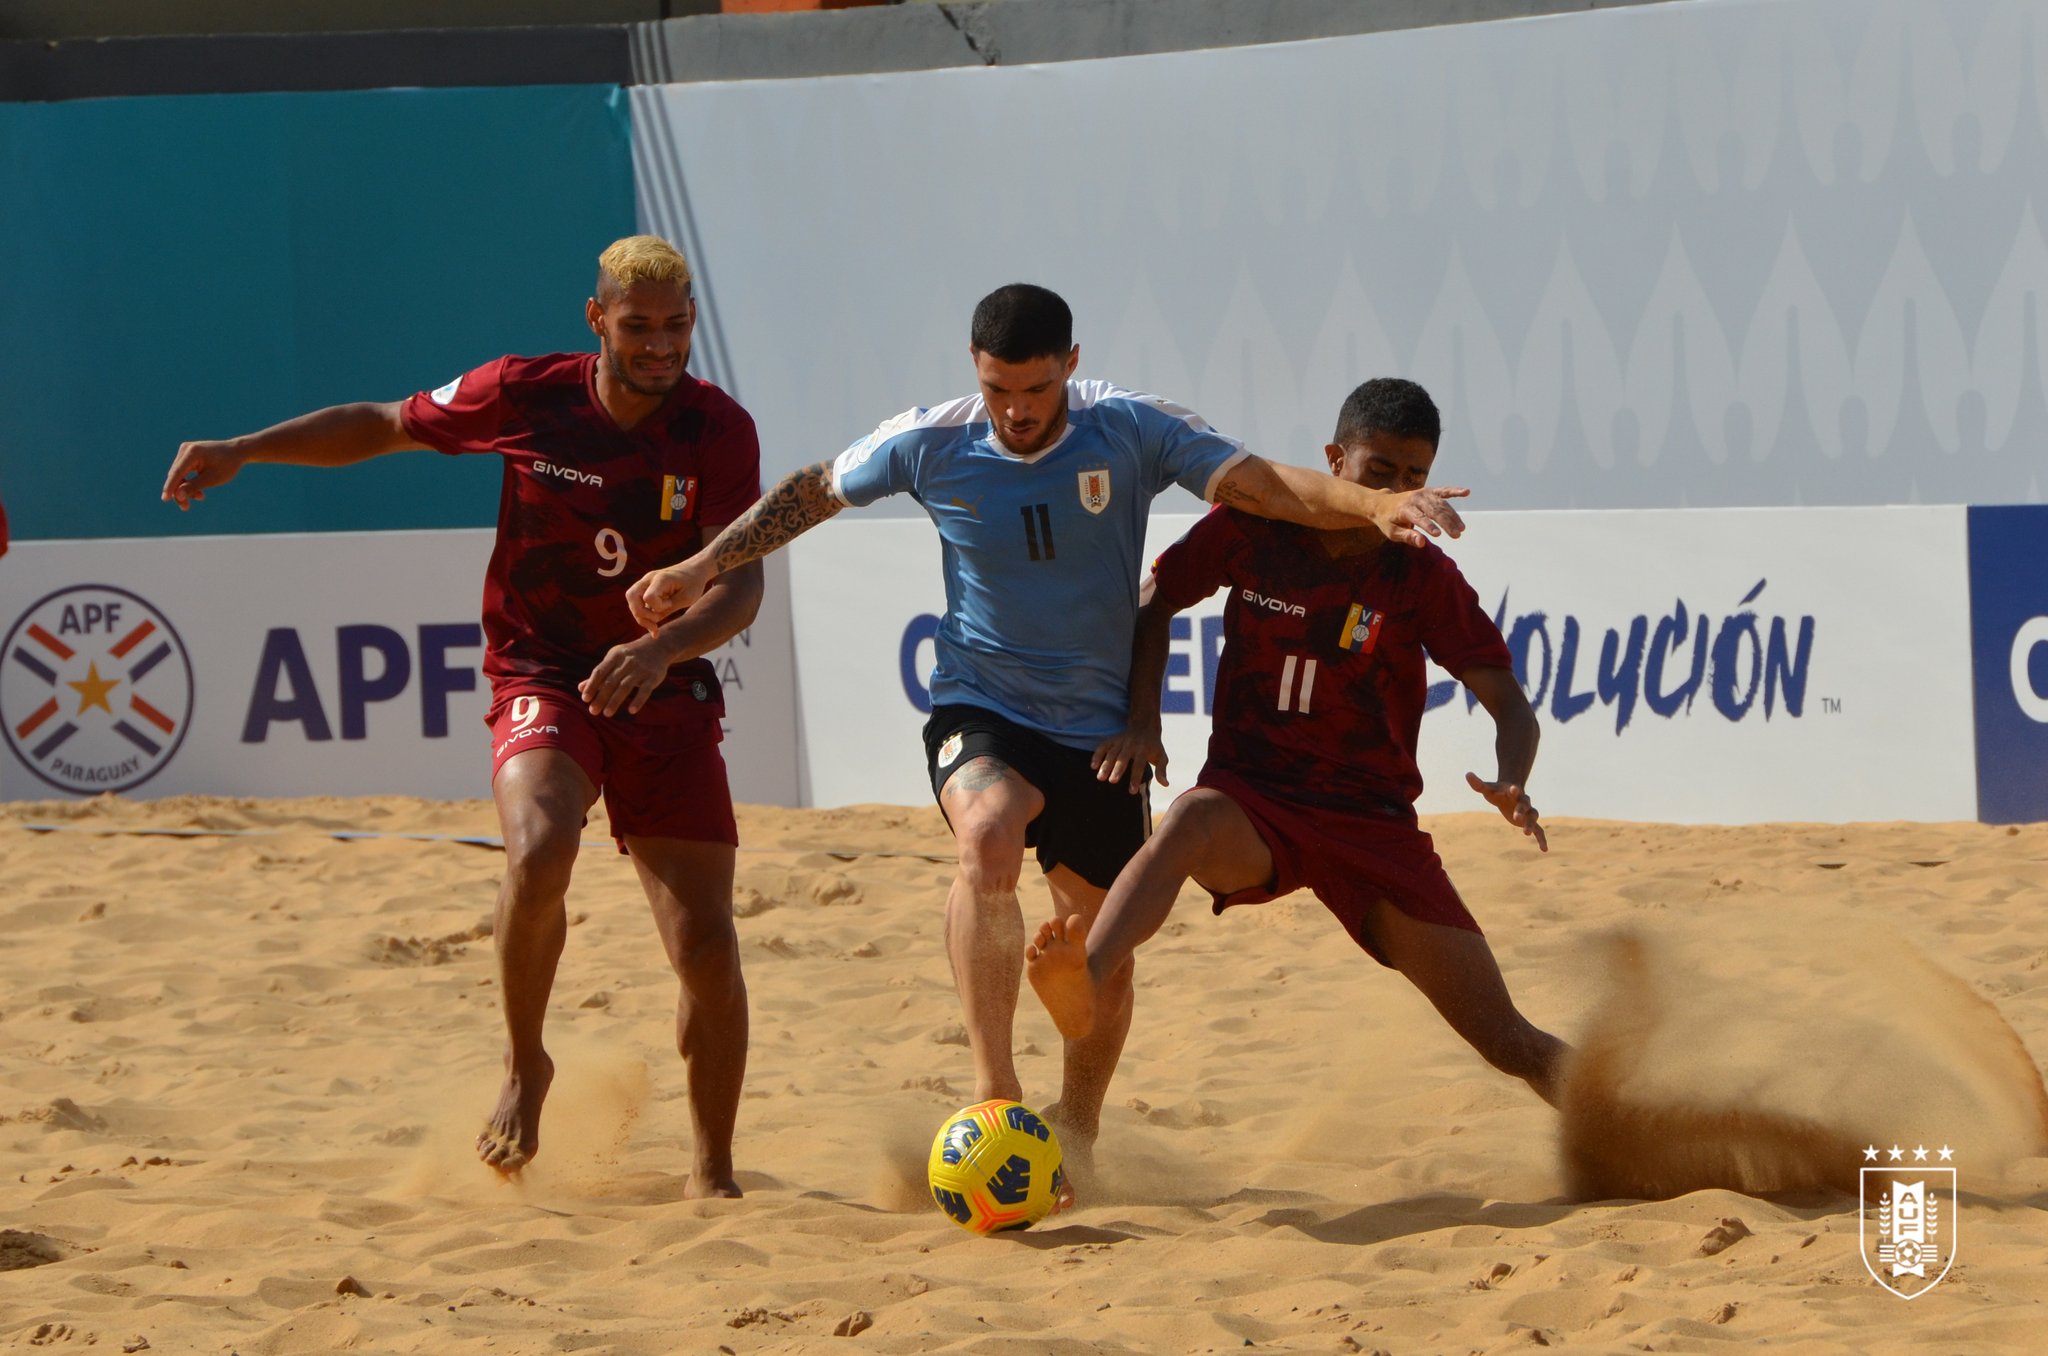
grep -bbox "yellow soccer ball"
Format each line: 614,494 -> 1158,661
927,1098 -> 1066,1233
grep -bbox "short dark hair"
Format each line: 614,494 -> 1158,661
1333,377 -> 1441,447
970,284 -> 1074,363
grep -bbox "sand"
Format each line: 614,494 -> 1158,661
4,795 -> 2046,1354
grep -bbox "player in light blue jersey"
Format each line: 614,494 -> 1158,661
628,285 -> 1470,1167
828,377 -> 1249,746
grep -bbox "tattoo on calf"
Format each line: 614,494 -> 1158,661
709,462 -> 842,572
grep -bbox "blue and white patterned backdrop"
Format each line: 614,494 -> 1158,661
636,0 -> 2047,510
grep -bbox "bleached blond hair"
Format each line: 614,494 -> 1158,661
596,235 -> 693,302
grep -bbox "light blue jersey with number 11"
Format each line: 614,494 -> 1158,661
830,379 -> 1250,748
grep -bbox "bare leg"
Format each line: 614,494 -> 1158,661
1360,898 -> 1570,1107
1028,788 -> 1272,1040
626,835 -> 748,1198
1036,866 -> 1118,1171
478,749 -> 597,1173
939,758 -> 1044,1103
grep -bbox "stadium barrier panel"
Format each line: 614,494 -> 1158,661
4,505 -> 2042,824
0,531 -> 800,808
788,505 -> 2042,826
1968,504 -> 2048,824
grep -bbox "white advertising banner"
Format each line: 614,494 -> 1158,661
0,510 -> 1986,825
0,531 -> 801,808
788,506 -> 1979,824
1407,506 -> 1977,823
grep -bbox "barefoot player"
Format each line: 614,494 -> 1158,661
627,288 -> 1473,1166
161,236 -> 760,1192
1027,378 -> 1568,1107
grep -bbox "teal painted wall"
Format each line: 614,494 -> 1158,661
0,85 -> 636,540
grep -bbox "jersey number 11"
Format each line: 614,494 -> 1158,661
1020,504 -> 1056,561
1277,654 -> 1317,714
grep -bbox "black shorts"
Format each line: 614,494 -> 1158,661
922,703 -> 1151,890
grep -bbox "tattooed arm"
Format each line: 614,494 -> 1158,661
1211,454 -> 1470,546
628,462 -> 843,631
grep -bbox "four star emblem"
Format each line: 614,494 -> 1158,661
1864,1143 -> 1957,1163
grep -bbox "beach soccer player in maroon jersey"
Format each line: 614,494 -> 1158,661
161,237 -> 762,1192
1026,378 -> 1569,1107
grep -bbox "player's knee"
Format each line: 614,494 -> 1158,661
497,790 -> 585,888
1154,791 -> 1236,867
672,909 -> 742,979
502,818 -> 580,898
954,816 -> 1026,895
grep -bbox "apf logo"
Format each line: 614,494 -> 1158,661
1,585 -> 194,795
1860,1145 -> 1958,1299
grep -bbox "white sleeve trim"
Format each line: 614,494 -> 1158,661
1201,447 -> 1255,502
826,456 -> 856,507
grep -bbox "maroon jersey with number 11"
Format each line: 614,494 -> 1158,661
1150,507 -> 1511,817
400,353 -> 761,724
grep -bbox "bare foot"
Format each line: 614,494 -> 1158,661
1046,1167 -> 1078,1218
1042,1100 -> 1098,1200
683,1173 -> 744,1200
477,1050 -> 554,1174
1025,914 -> 1097,1039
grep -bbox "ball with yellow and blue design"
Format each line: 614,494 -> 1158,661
926,1099 -> 1067,1233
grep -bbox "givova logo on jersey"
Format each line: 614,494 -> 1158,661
2,585 -> 194,795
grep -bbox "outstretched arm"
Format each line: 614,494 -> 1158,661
580,535 -> 765,717
1462,664 -> 1546,851
162,401 -> 418,510
1092,575 -> 1178,793
1211,454 -> 1468,545
627,461 -> 843,632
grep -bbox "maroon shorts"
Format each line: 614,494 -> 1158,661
486,682 -> 737,851
1193,765 -> 1480,968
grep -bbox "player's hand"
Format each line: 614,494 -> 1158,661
579,635 -> 675,717
1091,723 -> 1167,795
1465,771 -> 1547,852
161,440 -> 248,511
1378,486 -> 1470,547
627,559 -> 711,634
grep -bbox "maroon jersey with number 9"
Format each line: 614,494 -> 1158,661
401,353 -> 761,724
1150,507 -> 1511,816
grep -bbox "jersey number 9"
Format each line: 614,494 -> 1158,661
595,527 -> 628,577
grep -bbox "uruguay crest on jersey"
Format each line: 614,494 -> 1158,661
1078,467 -> 1111,515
